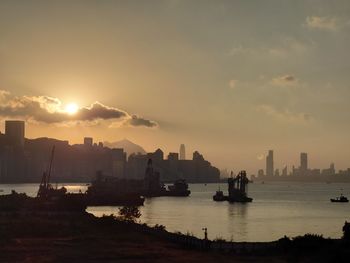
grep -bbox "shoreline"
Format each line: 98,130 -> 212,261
1,212 -> 350,262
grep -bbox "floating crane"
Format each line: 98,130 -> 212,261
213,170 -> 253,203
37,146 -> 67,199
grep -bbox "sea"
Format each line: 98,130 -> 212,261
1,182 -> 350,242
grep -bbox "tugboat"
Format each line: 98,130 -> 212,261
330,194 -> 349,203
167,179 -> 191,196
213,171 -> 253,203
213,188 -> 225,201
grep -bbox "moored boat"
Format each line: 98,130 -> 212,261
330,194 -> 349,203
213,190 -> 225,201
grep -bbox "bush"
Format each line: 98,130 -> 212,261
342,221 -> 350,241
118,206 -> 141,223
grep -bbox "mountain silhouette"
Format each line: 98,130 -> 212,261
104,139 -> 146,156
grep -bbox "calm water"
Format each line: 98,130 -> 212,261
1,182 -> 350,242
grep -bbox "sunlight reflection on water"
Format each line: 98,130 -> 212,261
2,182 -> 350,241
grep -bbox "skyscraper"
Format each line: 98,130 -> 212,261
5,120 -> 25,147
300,152 -> 308,173
282,166 -> 288,177
266,150 -> 274,177
179,144 -> 186,160
84,137 -> 93,147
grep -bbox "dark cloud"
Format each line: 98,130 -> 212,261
284,75 -> 295,82
75,102 -> 127,121
126,115 -> 158,128
0,90 -> 158,128
271,74 -> 297,86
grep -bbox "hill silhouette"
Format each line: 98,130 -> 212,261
104,139 -> 146,156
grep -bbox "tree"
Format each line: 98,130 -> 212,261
118,206 -> 141,223
343,221 -> 350,241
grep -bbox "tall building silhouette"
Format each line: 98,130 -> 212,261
84,137 -> 93,147
282,166 -> 288,177
300,152 -> 308,172
5,120 -> 25,147
266,150 -> 274,176
179,144 -> 186,160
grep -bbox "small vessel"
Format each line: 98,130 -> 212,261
331,194 -> 349,203
213,189 -> 225,201
167,179 -> 191,196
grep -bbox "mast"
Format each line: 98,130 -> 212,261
46,146 -> 55,186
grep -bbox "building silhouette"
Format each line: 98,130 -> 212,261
179,144 -> 186,160
254,150 -> 350,181
266,150 -> 274,176
300,152 -> 308,174
5,120 -> 25,147
282,166 -> 288,177
126,148 -> 219,183
84,137 -> 93,147
0,121 -> 219,183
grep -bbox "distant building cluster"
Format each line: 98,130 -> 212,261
0,120 -> 219,183
127,148 -> 219,183
255,150 -> 350,179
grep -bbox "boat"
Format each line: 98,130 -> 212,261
213,190 -> 225,201
167,179 -> 191,196
143,159 -> 191,197
0,146 -> 87,213
86,171 -> 145,206
330,194 -> 349,203
213,171 -> 253,203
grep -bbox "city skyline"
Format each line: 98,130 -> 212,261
258,149 -> 345,178
1,1 -> 350,173
1,119 -> 347,177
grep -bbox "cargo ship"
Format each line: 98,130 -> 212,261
86,172 -> 145,206
144,159 -> 191,197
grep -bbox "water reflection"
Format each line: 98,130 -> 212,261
227,203 -> 248,218
2,182 -> 350,241
227,203 -> 249,241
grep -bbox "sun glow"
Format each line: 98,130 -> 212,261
65,103 -> 79,115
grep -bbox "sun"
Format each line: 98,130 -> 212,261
65,103 -> 79,115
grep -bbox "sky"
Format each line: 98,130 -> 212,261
0,0 -> 350,174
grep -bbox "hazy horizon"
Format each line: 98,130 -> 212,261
1,0 -> 350,174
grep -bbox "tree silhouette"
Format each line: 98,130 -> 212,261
118,206 -> 141,223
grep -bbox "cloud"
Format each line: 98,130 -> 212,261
229,37 -> 311,59
257,104 -> 311,123
0,90 -> 158,128
267,37 -> 310,58
125,115 -> 158,128
306,16 -> 338,31
271,74 -> 298,86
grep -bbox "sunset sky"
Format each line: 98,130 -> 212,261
1,0 -> 350,174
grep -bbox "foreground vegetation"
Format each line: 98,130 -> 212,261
0,209 -> 350,262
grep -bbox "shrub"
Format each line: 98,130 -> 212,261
118,206 -> 141,223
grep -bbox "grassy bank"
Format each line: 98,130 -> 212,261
0,212 -> 349,262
